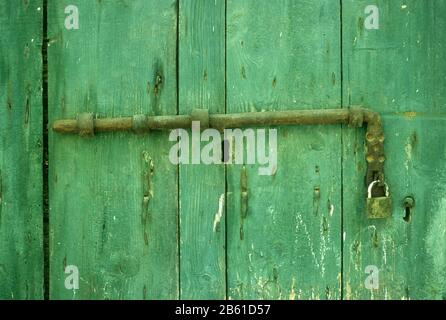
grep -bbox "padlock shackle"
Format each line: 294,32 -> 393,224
367,180 -> 389,198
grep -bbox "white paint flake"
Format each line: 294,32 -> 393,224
404,136 -> 413,170
213,193 -> 225,232
329,204 -> 334,217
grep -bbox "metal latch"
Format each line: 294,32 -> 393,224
53,107 -> 391,218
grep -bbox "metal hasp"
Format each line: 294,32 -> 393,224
53,107 -> 390,218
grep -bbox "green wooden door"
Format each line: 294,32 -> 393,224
342,0 -> 446,299
1,0 -> 445,300
47,1 -> 179,299
225,0 -> 342,299
178,0 -> 226,299
0,0 -> 43,299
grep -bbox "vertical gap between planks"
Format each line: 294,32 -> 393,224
176,0 -> 181,300
339,0 -> 345,300
42,0 -> 49,300
224,0 -> 228,300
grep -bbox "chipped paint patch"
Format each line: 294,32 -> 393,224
268,205 -> 277,225
319,217 -> 327,277
329,204 -> 334,217
213,193 -> 225,232
381,234 -> 392,267
295,212 -> 320,270
289,277 -> 296,300
404,137 -> 413,170
345,282 -> 351,300
426,196 -> 446,295
295,211 -> 331,278
337,272 -> 342,297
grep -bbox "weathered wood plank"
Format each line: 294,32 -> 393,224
179,0 -> 226,299
48,1 -> 178,299
342,0 -> 446,299
0,0 -> 43,299
226,0 -> 342,299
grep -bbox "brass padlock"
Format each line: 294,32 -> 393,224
366,181 -> 392,219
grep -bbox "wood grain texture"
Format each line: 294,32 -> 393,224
179,0 -> 226,299
226,0 -> 342,299
0,0 -> 43,300
342,0 -> 446,299
48,1 -> 178,299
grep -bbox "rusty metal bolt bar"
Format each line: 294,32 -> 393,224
52,107 -> 380,132
52,107 -> 386,192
